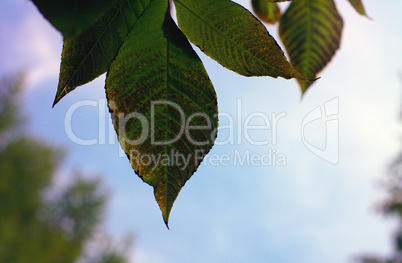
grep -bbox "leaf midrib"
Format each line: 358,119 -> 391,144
303,0 -> 314,75
164,14 -> 171,219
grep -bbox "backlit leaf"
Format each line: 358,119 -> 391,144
252,0 -> 281,25
31,0 -> 119,39
279,0 -> 343,93
174,0 -> 306,80
347,0 -> 368,17
106,0 -> 218,226
53,0 -> 153,106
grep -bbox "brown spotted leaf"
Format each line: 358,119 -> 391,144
106,0 -> 218,226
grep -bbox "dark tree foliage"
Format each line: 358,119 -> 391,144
0,75 -> 131,263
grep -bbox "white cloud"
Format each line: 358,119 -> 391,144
0,1 -> 62,90
22,15 -> 62,89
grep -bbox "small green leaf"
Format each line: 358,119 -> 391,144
279,0 -> 343,93
106,0 -> 218,226
347,0 -> 368,17
31,0 -> 119,39
174,0 -> 306,80
53,0 -> 153,106
252,0 -> 281,25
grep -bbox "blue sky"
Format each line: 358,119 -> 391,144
1,0 -> 402,262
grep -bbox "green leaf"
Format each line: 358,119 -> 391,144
252,0 -> 281,25
347,0 -> 368,17
279,0 -> 343,93
265,0 -> 292,2
106,0 -> 218,226
31,0 -> 119,39
53,0 -> 153,106
174,0 -> 306,80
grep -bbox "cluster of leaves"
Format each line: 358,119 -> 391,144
0,75 -> 130,263
251,0 -> 368,92
31,0 -> 367,226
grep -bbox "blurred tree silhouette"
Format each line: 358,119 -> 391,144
356,76 -> 402,263
0,74 -> 131,263
356,159 -> 402,263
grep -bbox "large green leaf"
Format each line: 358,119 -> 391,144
347,0 -> 368,17
53,0 -> 153,106
106,0 -> 218,226
31,0 -> 119,39
174,0 -> 306,80
252,0 -> 281,25
279,0 -> 343,93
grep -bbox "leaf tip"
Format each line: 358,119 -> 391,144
154,187 -> 174,228
53,83 -> 66,107
161,207 -> 172,229
298,76 -> 319,95
312,76 -> 321,82
164,218 -> 170,230
52,96 -> 60,108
